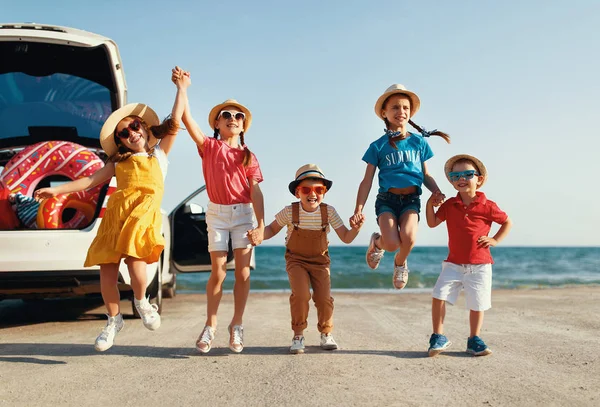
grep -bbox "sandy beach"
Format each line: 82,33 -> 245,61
0,287 -> 598,406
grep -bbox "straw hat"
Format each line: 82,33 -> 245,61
99,103 -> 160,157
374,84 -> 421,120
288,164 -> 333,196
444,154 -> 488,188
208,99 -> 252,132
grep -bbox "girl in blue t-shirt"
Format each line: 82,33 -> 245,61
351,84 -> 450,289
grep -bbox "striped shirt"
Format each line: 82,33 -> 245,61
13,193 -> 40,228
275,203 -> 344,245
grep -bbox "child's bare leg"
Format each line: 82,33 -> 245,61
126,257 -> 148,301
469,310 -> 484,338
231,247 -> 252,326
394,211 -> 418,267
205,251 -> 228,328
432,298 -> 446,334
377,212 -> 400,252
100,263 -> 120,316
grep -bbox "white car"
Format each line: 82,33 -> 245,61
0,23 -> 252,314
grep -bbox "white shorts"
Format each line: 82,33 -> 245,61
432,262 -> 492,311
206,202 -> 255,252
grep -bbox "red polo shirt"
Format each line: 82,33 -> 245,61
435,192 -> 508,264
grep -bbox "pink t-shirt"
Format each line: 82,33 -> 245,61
199,137 -> 263,205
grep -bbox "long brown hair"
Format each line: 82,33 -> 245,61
109,115 -> 179,162
213,128 -> 253,167
382,96 -> 451,149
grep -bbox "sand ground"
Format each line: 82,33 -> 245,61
1,287 -> 599,406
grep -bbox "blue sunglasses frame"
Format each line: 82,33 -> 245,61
448,170 -> 479,182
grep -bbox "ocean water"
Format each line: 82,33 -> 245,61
177,246 -> 600,293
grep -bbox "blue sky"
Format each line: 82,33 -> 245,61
5,0 -> 599,246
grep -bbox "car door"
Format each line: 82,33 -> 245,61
168,186 -> 255,273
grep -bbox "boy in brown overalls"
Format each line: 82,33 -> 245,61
249,164 -> 364,354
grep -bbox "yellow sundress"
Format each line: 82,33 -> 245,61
84,150 -> 165,266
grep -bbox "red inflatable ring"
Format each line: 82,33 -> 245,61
0,141 -> 106,229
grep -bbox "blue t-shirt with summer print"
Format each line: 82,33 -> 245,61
362,132 -> 433,194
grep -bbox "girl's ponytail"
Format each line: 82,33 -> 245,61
239,132 -> 252,167
409,120 -> 451,144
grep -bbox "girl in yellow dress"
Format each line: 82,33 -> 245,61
34,72 -> 190,351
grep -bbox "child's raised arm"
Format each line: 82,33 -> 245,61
160,70 -> 190,156
171,67 -> 207,151
34,164 -> 115,201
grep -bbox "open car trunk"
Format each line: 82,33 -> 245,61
0,36 -> 120,230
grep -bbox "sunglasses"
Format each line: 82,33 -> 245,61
218,110 -> 246,121
115,119 -> 142,139
448,170 -> 479,182
297,185 -> 327,195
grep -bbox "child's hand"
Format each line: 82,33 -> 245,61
477,236 -> 497,248
350,213 -> 365,229
429,190 -> 446,207
349,211 -> 364,228
34,187 -> 56,201
171,66 -> 190,86
247,227 -> 264,246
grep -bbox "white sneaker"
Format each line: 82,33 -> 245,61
393,264 -> 409,290
196,326 -> 215,354
94,314 -> 124,352
366,232 -> 385,269
290,335 -> 305,354
134,297 -> 161,330
229,325 -> 244,353
320,333 -> 338,350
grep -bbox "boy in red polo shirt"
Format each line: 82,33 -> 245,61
425,154 -> 512,357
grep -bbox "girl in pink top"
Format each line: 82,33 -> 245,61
172,67 -> 265,354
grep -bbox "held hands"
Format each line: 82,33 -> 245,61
171,66 -> 191,89
33,187 -> 57,202
428,190 -> 446,207
477,236 -> 497,248
349,212 -> 365,230
247,227 -> 264,246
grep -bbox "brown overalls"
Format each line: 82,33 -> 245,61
285,202 -> 334,334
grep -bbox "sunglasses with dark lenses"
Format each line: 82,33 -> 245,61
448,170 -> 479,182
218,110 -> 246,121
297,185 -> 327,195
116,119 -> 142,139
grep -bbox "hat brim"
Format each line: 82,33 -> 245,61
444,154 -> 488,188
99,103 -> 160,157
208,101 -> 252,133
288,178 -> 333,196
374,90 -> 421,120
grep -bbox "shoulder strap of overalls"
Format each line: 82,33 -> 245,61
319,203 -> 328,230
291,202 -> 300,229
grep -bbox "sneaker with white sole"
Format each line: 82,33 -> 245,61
229,324 -> 244,353
466,336 -> 492,356
134,297 -> 161,330
366,232 -> 385,269
393,264 -> 409,290
196,326 -> 215,354
320,333 -> 338,350
290,335 -> 305,354
428,333 -> 451,357
94,314 -> 124,352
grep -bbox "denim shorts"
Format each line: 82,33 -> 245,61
206,202 -> 255,252
375,191 -> 421,223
